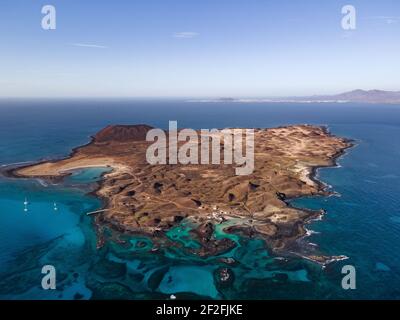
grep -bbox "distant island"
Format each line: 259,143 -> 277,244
10,124 -> 352,265
191,89 -> 400,104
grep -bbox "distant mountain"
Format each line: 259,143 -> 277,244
304,90 -> 400,104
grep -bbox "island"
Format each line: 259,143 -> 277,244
193,89 -> 400,104
10,124 -> 353,265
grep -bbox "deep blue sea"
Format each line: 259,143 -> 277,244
0,99 -> 399,299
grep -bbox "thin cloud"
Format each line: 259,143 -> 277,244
70,43 -> 108,49
366,16 -> 400,24
173,32 -> 199,39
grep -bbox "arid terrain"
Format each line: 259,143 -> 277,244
11,124 -> 352,264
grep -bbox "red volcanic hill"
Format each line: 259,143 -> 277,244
93,124 -> 154,142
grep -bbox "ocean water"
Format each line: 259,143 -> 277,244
0,99 -> 399,299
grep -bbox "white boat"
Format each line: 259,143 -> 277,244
23,198 -> 28,212
53,202 -> 58,211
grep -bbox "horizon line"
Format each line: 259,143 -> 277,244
0,88 -> 399,101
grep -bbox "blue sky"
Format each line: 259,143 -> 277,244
0,0 -> 399,98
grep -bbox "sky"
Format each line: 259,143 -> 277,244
0,0 -> 399,98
